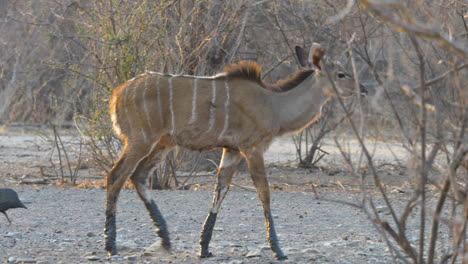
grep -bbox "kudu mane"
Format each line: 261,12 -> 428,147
220,60 -> 314,92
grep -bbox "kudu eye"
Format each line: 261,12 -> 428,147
337,71 -> 346,78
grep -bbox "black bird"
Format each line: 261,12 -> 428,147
0,188 -> 27,224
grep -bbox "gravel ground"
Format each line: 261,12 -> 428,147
0,130 -> 450,263
1,187 -> 419,264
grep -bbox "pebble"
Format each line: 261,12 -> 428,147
59,242 -> 74,248
117,240 -> 138,251
284,247 -> 299,254
245,249 -> 264,258
5,232 -> 23,238
8,258 -> 37,263
143,243 -> 171,256
301,248 -> 321,254
125,255 -> 138,261
229,247 -> 245,253
85,255 -> 100,261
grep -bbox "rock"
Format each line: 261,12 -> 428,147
8,257 -> 17,263
5,232 -> 23,238
142,242 -> 171,257
86,232 -> 96,237
301,248 -> 321,254
227,244 -> 246,252
12,258 -> 37,263
228,260 -> 244,264
246,249 -> 264,258
85,255 -> 100,261
284,247 -> 300,254
125,255 -> 138,261
58,242 -> 74,248
109,255 -> 124,261
117,240 -> 138,251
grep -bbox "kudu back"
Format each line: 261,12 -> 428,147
105,43 -> 366,260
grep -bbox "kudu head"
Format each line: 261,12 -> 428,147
295,43 -> 367,97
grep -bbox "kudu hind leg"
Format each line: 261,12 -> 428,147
200,148 -> 242,258
243,149 -> 287,260
105,144 -> 153,256
130,138 -> 174,251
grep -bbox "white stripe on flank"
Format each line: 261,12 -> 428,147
169,77 -> 175,134
189,78 -> 198,124
207,80 -> 217,131
143,73 -> 151,131
218,80 -> 231,140
141,127 -> 148,142
156,75 -> 163,124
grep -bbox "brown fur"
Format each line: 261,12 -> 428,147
220,60 -> 314,92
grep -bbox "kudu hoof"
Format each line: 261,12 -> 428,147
161,242 -> 172,252
105,245 -> 118,257
199,252 -> 213,258
276,255 -> 288,260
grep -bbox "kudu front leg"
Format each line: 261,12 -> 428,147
243,149 -> 287,260
200,148 -> 242,258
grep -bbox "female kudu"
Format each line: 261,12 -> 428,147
105,43 -> 366,260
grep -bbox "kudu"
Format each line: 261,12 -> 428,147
105,43 -> 366,260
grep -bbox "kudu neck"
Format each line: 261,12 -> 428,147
270,75 -> 332,135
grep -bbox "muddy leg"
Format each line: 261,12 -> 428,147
199,148 -> 242,258
243,148 -> 287,260
130,137 -> 174,251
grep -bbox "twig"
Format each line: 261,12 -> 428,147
51,124 -> 65,183
360,0 -> 468,57
322,60 -> 418,262
54,125 -> 75,184
409,36 -> 428,264
427,177 -> 450,263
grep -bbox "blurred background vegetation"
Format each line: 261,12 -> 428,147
1,0 -> 466,172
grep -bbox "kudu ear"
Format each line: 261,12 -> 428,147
295,46 -> 311,68
308,43 -> 325,70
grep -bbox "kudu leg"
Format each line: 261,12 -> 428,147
200,148 -> 242,258
105,144 -> 154,256
243,149 -> 287,260
130,137 -> 174,251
